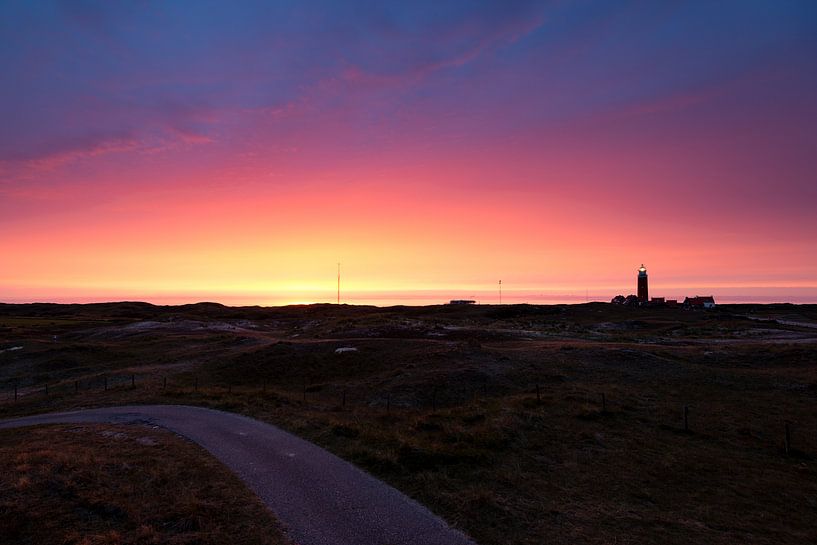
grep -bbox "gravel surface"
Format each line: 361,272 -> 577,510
0,405 -> 475,545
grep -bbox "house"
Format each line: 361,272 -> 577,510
683,296 -> 716,309
623,294 -> 641,306
611,294 -> 641,306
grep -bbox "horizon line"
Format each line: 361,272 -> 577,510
2,296 -> 816,308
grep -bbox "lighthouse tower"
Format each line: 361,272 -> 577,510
637,264 -> 648,303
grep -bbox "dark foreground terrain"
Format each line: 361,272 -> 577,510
0,423 -> 289,545
1,301 -> 816,545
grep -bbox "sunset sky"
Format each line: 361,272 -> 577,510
2,1 -> 816,305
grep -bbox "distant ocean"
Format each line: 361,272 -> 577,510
305,293 -> 817,306
4,291 -> 817,306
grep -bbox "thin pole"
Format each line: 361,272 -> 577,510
499,279 -> 502,305
337,262 -> 340,305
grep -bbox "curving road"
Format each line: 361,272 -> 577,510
0,405 -> 475,545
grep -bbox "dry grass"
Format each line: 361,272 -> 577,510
0,424 -> 290,545
2,302 -> 817,544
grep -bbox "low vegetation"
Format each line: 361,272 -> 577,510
0,424 -> 290,545
2,302 -> 816,544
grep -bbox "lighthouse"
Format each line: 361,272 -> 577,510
637,264 -> 648,303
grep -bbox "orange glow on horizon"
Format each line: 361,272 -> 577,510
3,165 -> 816,306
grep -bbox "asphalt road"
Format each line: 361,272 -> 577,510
0,405 -> 475,545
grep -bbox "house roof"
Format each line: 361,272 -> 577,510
684,296 -> 715,304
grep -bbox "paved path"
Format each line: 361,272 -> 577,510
741,314 -> 817,329
0,405 -> 475,545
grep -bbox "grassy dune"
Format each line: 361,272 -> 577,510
1,302 -> 816,544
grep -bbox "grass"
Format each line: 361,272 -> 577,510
0,424 -> 290,545
2,302 -> 817,544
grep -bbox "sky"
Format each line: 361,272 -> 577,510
1,0 -> 816,305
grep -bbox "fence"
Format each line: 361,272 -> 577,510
1,372 -> 810,458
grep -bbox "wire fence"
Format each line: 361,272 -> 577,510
1,371 -> 812,458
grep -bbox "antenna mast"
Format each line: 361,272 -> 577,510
499,279 -> 502,305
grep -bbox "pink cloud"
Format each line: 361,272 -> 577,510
0,133 -> 140,176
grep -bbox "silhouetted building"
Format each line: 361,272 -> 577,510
637,264 -> 649,302
644,297 -> 678,308
684,296 -> 716,309
449,299 -> 476,305
613,266 -> 698,309
623,294 -> 641,306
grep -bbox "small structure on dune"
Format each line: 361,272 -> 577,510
610,294 -> 641,306
646,297 -> 679,307
624,295 -> 641,306
683,296 -> 716,309
448,299 -> 476,305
